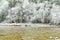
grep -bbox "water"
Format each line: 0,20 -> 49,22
0,0 -> 60,25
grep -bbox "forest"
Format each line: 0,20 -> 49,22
0,0 -> 60,25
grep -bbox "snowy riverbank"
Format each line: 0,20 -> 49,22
0,23 -> 59,27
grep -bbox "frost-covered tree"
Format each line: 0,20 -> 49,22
50,4 -> 60,24
0,0 -> 60,25
23,1 -> 52,23
0,0 -> 9,22
2,0 -> 24,23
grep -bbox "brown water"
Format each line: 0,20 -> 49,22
0,26 -> 60,40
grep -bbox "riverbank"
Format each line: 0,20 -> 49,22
0,24 -> 60,40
